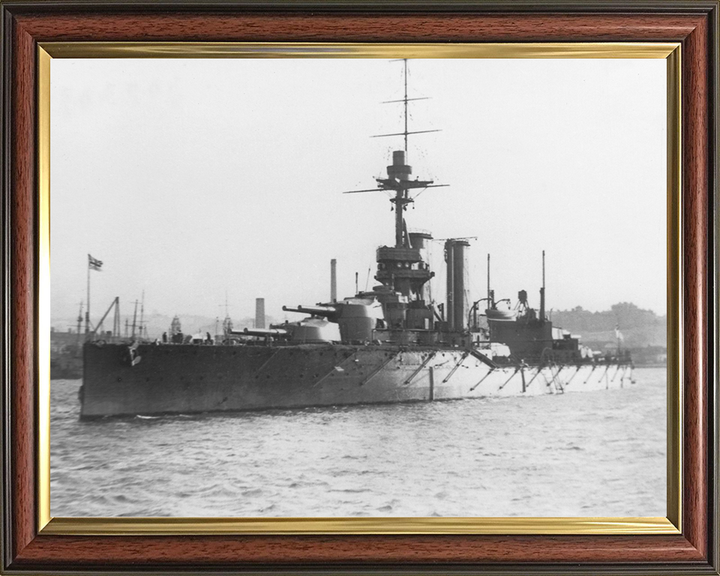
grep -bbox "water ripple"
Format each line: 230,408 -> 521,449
50,368 -> 667,518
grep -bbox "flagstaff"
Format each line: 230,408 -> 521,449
86,254 -> 103,337
85,257 -> 90,334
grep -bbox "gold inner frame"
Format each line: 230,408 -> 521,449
36,42 -> 682,536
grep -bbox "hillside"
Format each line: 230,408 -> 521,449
551,302 -> 666,349
52,301 -> 666,351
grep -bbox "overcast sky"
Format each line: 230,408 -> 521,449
50,58 -> 666,327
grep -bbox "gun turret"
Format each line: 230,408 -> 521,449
282,305 -> 338,320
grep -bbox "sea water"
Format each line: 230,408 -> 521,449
50,367 -> 666,517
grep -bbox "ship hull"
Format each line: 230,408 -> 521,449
80,343 -> 634,419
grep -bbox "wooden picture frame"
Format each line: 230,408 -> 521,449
1,1 -> 717,573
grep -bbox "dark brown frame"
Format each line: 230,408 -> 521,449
1,2 -> 717,574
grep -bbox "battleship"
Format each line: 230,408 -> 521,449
80,61 -> 633,419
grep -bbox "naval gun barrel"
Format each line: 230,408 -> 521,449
230,328 -> 289,338
282,305 -> 338,319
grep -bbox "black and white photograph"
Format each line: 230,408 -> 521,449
49,56 -> 667,518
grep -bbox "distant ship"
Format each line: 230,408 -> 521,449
51,331 -> 83,380
51,303 -> 84,380
80,61 -> 632,419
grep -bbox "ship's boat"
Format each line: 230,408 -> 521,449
485,309 -> 517,322
79,61 -> 633,419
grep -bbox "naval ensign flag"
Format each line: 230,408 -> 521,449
88,254 -> 103,271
